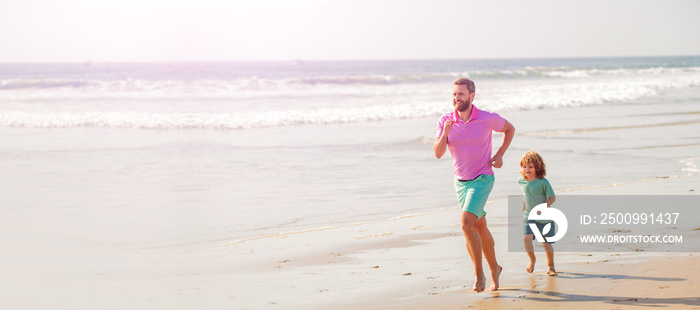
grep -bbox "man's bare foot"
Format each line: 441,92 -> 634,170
547,265 -> 557,276
472,274 -> 486,292
526,259 -> 535,273
490,265 -> 502,291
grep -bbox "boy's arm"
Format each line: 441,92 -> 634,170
546,195 -> 556,207
522,201 -> 525,211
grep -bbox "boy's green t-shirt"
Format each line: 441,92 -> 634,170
518,177 -> 555,221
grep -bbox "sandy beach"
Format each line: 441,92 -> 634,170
5,169 -> 698,309
1,0 -> 699,305
3,94 -> 699,310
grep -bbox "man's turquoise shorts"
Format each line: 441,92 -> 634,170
453,174 -> 495,219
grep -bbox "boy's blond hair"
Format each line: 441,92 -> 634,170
520,151 -> 546,179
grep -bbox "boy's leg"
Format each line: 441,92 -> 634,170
475,216 -> 501,291
543,243 -> 556,275
523,234 -> 536,273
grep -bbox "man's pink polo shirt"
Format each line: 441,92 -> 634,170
436,106 -> 506,180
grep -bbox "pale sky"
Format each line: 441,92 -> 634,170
1,0 -> 699,63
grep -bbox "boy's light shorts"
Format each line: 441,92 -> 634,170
453,174 -> 495,219
524,220 -> 556,244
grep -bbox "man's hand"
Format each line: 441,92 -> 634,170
443,119 -> 455,136
490,154 -> 503,168
490,120 -> 514,169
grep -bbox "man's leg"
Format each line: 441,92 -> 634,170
476,216 -> 501,291
461,211 -> 485,292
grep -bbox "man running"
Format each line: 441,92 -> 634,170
433,77 -> 515,292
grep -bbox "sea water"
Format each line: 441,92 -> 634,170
1,57 -> 699,252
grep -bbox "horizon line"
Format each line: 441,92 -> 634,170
1,54 -> 699,65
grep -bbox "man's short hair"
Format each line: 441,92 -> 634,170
453,78 -> 475,94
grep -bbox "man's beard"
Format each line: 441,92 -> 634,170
454,98 -> 471,112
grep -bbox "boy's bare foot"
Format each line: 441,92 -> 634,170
472,274 -> 486,292
490,265 -> 502,291
526,259 -> 535,273
547,265 -> 557,276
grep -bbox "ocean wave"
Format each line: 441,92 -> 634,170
0,79 -> 99,90
481,74 -> 700,112
0,106 -> 441,129
469,66 -> 700,79
0,78 -> 177,92
2,65 -> 699,129
3,66 -> 699,92
0,73 -> 695,130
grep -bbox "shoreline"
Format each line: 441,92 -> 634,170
3,88 -> 700,309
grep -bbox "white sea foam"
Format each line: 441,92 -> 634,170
2,72 -> 698,129
481,74 -> 700,112
2,60 -> 699,129
0,104 -> 439,129
2,66 -> 698,91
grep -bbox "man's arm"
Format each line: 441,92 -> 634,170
490,120 -> 515,168
434,136 -> 448,159
433,118 -> 455,159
